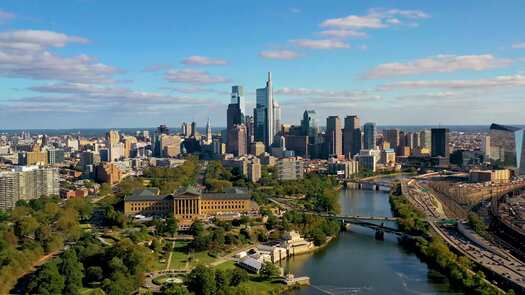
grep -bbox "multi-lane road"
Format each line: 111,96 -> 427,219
403,178 -> 525,292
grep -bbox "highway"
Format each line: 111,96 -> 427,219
430,221 -> 525,290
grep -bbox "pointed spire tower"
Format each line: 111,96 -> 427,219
206,117 -> 212,143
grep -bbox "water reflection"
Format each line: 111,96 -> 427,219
284,189 -> 461,295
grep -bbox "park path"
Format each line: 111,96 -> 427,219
165,240 -> 176,270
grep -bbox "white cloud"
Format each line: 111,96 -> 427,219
165,69 -> 230,84
512,42 -> 525,49
0,30 -> 88,51
259,50 -> 300,60
0,9 -> 15,23
275,87 -> 381,108
378,74 -> 525,90
319,29 -> 367,39
10,82 -> 215,113
321,8 -> 429,29
181,55 -> 228,65
289,8 -> 301,14
0,30 -> 117,83
290,39 -> 349,49
365,54 -> 512,79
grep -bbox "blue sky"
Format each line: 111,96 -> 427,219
0,0 -> 524,129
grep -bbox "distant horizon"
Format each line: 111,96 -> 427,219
1,1 -> 525,127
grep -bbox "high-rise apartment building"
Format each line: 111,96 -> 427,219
431,128 -> 450,158
363,122 -> 377,150
0,166 -> 60,209
326,116 -> 342,158
277,157 -> 304,180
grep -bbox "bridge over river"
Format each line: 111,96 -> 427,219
309,212 -> 404,238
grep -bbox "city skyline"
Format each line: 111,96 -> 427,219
0,1 -> 525,128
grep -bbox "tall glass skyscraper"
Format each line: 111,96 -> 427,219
489,123 -> 525,175
301,110 -> 319,142
254,72 -> 274,148
231,85 -> 245,121
363,122 -> 377,150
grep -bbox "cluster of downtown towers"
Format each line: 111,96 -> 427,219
224,72 -> 447,159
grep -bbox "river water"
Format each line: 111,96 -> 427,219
284,189 -> 462,295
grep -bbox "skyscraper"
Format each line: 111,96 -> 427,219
431,128 -> 450,158
363,122 -> 377,150
326,116 -> 342,158
231,85 -> 246,121
227,124 -> 247,156
254,72 -> 274,148
343,115 -> 361,158
301,110 -> 319,143
273,101 -> 281,136
205,118 -> 212,143
383,129 -> 400,149
489,124 -> 525,175
420,129 -> 431,149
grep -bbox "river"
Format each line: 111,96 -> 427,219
284,189 -> 462,295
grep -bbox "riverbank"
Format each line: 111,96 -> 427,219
389,192 -> 508,294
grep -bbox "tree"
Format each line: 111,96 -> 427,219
27,261 -> 65,295
99,183 -> 112,196
162,284 -> 190,295
215,269 -> 230,289
186,264 -> 216,295
229,268 -> 248,286
86,266 -> 104,283
61,249 -> 84,295
259,262 -> 280,280
190,220 -> 205,237
166,217 -> 178,237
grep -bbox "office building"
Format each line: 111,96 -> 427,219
254,72 -> 275,148
18,151 -> 48,166
181,122 -> 192,138
489,124 -> 525,175
231,85 -> 246,121
205,118 -> 212,144
301,110 -> 319,143
363,123 -> 377,150
380,149 -> 397,165
95,162 -> 124,185
106,129 -> 120,146
284,135 -> 309,158
481,135 -> 491,160
420,129 -> 431,149
431,128 -> 450,158
157,124 -> 169,135
273,101 -> 282,136
47,148 -> 65,164
250,142 -> 266,157
227,124 -> 247,156
327,159 -> 359,178
383,129 -> 400,149
277,157 -> 304,180
343,115 -> 361,158
326,116 -> 342,158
